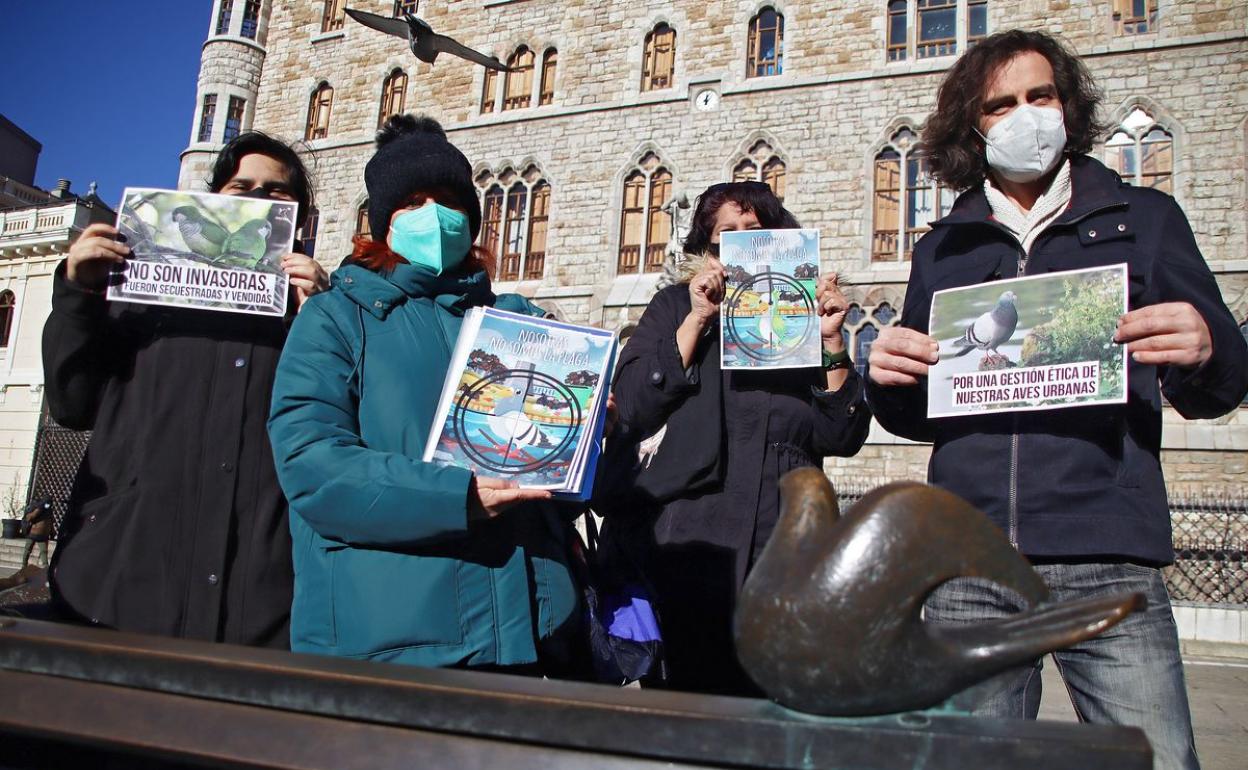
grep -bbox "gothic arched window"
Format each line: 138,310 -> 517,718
642,24 -> 676,91
321,0 -> 346,33
617,153 -> 673,274
0,291 -> 15,349
731,139 -> 788,201
305,82 -> 334,141
378,69 -> 408,128
747,7 -> 784,77
476,166 -> 551,281
503,47 -> 535,110
539,49 -> 558,105
872,127 -> 951,262
1105,106 -> 1174,194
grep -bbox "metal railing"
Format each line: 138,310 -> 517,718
835,483 -> 1248,607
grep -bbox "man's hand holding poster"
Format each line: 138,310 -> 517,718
927,264 -> 1128,418
108,188 -> 296,317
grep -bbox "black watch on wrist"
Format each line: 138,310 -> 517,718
822,347 -> 851,371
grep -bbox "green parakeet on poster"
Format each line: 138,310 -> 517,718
171,206 -> 229,260
214,219 -> 274,269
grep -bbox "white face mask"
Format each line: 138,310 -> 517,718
979,104 -> 1067,183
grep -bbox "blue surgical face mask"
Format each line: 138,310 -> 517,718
388,203 -> 472,274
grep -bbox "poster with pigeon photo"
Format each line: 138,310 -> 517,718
108,188 -> 294,317
719,228 -> 822,369
927,264 -> 1128,418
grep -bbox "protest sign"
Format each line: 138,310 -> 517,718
108,188 -> 295,317
720,228 -> 822,369
424,307 -> 618,500
927,264 -> 1128,418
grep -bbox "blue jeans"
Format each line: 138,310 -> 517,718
925,562 -> 1199,770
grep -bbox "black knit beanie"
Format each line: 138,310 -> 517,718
364,114 -> 481,241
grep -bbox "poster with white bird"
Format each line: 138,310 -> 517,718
423,307 -> 618,499
108,188 -> 295,316
927,264 -> 1128,418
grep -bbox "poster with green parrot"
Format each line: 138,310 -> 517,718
109,188 -> 298,317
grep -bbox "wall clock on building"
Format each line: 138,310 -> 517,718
694,89 -> 720,111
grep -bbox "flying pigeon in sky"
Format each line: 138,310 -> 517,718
954,290 -> 1019,357
345,6 -> 513,72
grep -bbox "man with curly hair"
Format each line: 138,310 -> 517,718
866,30 -> 1246,770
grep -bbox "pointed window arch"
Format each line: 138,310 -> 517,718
642,24 -> 676,91
378,69 -> 408,128
503,47 -> 535,110
730,138 -> 787,202
526,181 -> 550,279
223,96 -> 246,144
0,291 -> 15,349
1105,106 -> 1173,194
476,167 -> 551,281
198,94 -> 218,143
481,68 -> 498,113
305,82 -> 334,141
747,7 -> 784,78
354,199 -> 370,239
733,160 -> 758,183
872,127 -> 950,261
538,49 -> 558,105
617,153 -> 673,274
321,0 -> 346,33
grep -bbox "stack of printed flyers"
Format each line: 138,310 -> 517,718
424,307 -> 618,500
719,228 -> 822,369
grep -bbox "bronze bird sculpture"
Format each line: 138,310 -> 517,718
345,6 -> 513,72
735,469 -> 1146,716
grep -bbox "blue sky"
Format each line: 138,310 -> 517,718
0,2 -> 209,206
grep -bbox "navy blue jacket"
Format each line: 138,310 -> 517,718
866,156 -> 1248,565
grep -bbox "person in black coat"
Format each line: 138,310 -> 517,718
865,31 -> 1245,770
606,182 -> 871,695
40,133 -> 328,647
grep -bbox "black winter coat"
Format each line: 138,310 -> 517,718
42,263 -> 292,647
609,283 -> 870,693
866,156 -> 1248,566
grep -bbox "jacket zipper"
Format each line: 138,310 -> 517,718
965,201 -> 1125,548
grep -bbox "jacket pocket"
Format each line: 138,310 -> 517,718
292,538 -> 338,649
330,549 -> 465,656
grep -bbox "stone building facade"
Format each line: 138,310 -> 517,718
180,0 -> 1248,492
0,180 -> 113,538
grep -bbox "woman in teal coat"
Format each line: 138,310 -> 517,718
268,115 -> 580,671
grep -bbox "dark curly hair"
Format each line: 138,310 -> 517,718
920,30 -> 1107,191
206,131 -> 313,227
683,181 -> 799,256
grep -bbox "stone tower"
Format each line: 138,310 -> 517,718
178,0 -> 272,191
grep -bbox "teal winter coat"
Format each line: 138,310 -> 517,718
268,261 -> 580,667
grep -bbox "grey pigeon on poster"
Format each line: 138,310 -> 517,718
345,6 -> 513,72
954,290 -> 1018,357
